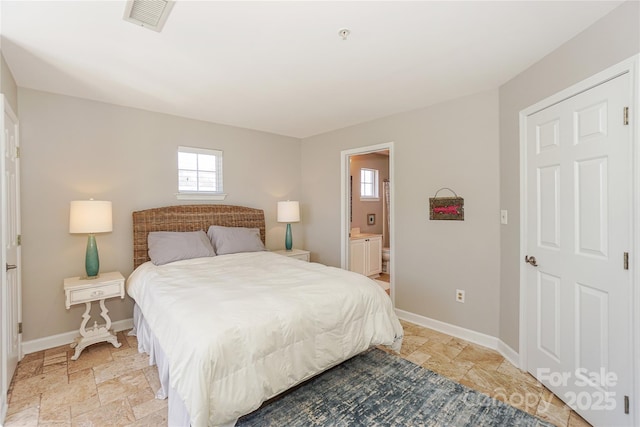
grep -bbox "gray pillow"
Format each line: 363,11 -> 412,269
148,231 -> 216,266
207,225 -> 265,255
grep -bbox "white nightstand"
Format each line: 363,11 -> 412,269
273,249 -> 310,262
64,271 -> 125,360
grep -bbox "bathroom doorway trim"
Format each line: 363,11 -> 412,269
340,141 -> 395,305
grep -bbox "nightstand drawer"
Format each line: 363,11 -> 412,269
288,252 -> 310,262
67,281 -> 123,305
272,249 -> 310,262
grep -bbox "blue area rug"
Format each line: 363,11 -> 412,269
237,348 -> 553,427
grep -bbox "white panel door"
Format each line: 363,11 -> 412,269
1,98 -> 21,421
525,73 -> 631,426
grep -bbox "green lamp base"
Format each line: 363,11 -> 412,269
285,223 -> 293,251
85,234 -> 100,278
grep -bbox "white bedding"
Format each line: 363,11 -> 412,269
127,251 -> 403,427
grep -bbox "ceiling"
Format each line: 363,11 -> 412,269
0,1 -> 622,138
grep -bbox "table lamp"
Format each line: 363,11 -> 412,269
69,200 -> 113,278
277,201 -> 300,251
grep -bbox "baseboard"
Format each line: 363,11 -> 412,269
395,309 -> 521,368
21,318 -> 134,356
496,338 -> 520,368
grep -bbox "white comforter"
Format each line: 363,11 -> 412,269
127,251 -> 403,427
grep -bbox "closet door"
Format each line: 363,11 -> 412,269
524,72 -> 632,426
1,96 -> 21,422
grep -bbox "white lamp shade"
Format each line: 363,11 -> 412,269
277,201 -> 300,223
69,200 -> 113,233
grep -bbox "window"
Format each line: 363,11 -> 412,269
360,168 -> 379,200
177,146 -> 226,200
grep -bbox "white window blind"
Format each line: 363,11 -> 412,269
177,146 -> 226,200
360,168 -> 379,200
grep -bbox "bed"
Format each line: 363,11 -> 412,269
126,204 -> 403,427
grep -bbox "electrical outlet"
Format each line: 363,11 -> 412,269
456,289 -> 465,303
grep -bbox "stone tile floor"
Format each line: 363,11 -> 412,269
4,321 -> 591,426
395,320 -> 591,427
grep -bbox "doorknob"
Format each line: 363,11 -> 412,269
524,256 -> 538,267
5,263 -> 17,271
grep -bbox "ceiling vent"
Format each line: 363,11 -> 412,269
123,0 -> 174,32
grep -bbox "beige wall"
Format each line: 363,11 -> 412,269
302,89 -> 501,337
1,51 -> 18,113
498,0 -> 640,349
349,153 -> 389,237
18,88 -> 302,341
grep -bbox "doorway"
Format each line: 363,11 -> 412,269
519,58 -> 638,426
341,142 -> 395,302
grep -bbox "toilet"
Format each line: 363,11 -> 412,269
382,247 -> 391,274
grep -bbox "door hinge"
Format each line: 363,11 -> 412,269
623,107 -> 629,125
17,234 -> 21,246
16,146 -> 20,158
624,252 -> 629,270
625,395 -> 629,414
18,322 -> 22,334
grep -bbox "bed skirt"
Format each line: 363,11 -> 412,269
132,304 -> 238,427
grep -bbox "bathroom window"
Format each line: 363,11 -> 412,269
360,168 -> 379,201
177,146 -> 226,200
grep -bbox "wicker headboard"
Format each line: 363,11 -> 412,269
132,204 -> 266,269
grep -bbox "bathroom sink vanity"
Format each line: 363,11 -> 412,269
349,233 -> 382,278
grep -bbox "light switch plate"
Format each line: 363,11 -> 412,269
500,210 -> 508,225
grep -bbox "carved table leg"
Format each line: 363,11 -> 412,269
100,299 -> 121,350
79,301 -> 91,337
71,302 -> 92,360
70,299 -> 121,360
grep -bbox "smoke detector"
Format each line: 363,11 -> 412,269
338,28 -> 351,40
123,0 -> 174,32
